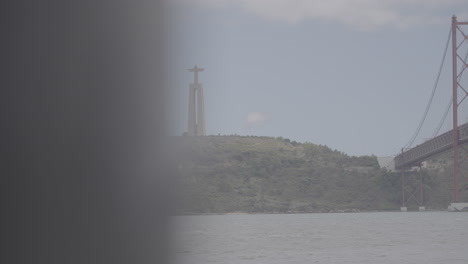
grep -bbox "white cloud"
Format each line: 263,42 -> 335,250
245,112 -> 270,126
178,0 -> 466,30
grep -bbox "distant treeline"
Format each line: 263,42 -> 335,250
173,135 -> 461,214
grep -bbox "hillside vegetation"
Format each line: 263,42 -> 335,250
172,136 -> 466,213
423,150 -> 468,207
173,136 -> 405,213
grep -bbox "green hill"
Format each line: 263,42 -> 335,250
423,150 -> 468,207
172,136 -> 467,213
173,135 -> 404,213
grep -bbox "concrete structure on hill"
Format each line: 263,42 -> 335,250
377,156 -> 427,172
377,156 -> 396,172
187,65 -> 206,136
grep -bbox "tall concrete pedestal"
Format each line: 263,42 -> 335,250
187,65 -> 206,136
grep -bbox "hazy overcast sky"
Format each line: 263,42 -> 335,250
166,0 -> 468,157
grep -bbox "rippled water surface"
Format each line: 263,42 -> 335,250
172,212 -> 468,264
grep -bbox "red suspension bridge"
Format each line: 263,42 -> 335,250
394,16 -> 468,211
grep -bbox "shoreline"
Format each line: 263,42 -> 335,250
174,208 -> 449,216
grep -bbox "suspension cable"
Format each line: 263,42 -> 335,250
431,47 -> 468,137
402,27 -> 452,150
432,97 -> 452,138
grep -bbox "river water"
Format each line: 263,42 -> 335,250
171,212 -> 468,264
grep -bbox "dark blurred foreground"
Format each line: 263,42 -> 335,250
2,1 -> 175,263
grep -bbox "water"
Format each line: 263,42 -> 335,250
172,212 -> 468,264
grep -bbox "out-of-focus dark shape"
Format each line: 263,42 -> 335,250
2,1 -> 174,263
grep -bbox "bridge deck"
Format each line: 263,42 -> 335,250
395,123 -> 468,170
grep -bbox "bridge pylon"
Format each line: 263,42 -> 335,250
400,163 -> 425,211
395,16 -> 468,210
451,16 -> 468,203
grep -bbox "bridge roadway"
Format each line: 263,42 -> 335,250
395,122 -> 468,170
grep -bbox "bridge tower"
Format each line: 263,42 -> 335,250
187,65 -> 206,136
451,16 -> 468,204
396,16 -> 468,211
400,165 -> 425,211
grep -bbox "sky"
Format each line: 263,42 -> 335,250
165,0 -> 468,157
